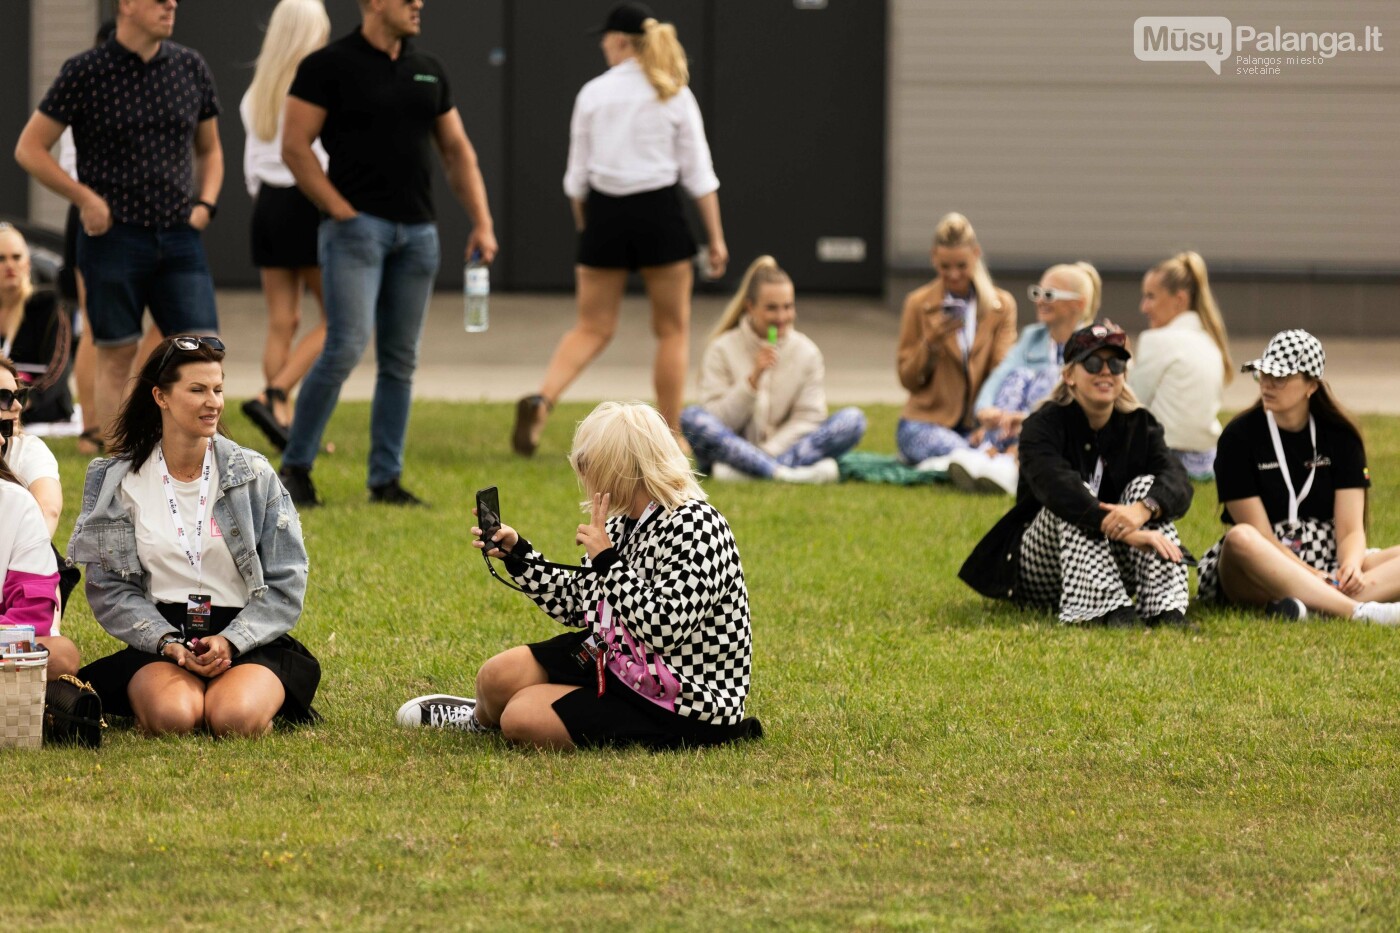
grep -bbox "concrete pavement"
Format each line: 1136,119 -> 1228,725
212,290 -> 1400,415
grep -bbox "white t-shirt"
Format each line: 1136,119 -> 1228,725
239,89 -> 329,198
563,58 -> 719,200
118,453 -> 247,608
3,434 -> 60,488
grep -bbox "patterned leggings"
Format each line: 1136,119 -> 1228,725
681,406 -> 867,477
896,418 -> 973,463
1015,475 -> 1190,622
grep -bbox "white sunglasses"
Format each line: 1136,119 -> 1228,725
1028,285 -> 1082,303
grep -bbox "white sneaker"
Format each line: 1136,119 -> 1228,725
944,448 -> 980,492
395,694 -> 491,731
710,462 -> 754,482
1352,602 -> 1400,626
914,455 -> 952,474
975,454 -> 1019,496
774,458 -> 840,485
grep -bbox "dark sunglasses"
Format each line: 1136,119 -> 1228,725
0,387 -> 31,410
156,335 -> 226,373
1079,355 -> 1127,376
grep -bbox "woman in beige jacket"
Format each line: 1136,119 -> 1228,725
895,212 -> 1017,468
680,257 -> 865,483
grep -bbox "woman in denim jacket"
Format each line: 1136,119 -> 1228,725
70,336 -> 319,736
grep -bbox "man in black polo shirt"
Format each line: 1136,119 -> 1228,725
15,0 -> 223,446
276,0 -> 498,507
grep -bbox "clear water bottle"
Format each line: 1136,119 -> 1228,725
464,253 -> 489,333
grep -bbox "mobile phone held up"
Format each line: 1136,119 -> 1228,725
476,486 -> 502,553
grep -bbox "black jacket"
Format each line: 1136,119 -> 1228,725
959,400 -> 1192,599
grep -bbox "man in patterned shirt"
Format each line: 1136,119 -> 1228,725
15,0 -> 223,446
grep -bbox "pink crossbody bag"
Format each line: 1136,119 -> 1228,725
597,600 -> 681,712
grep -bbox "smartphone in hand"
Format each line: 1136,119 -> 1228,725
476,486 -> 502,552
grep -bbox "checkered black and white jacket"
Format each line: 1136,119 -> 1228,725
506,498 -> 751,725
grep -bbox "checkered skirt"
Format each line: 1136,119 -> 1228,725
1196,517 -> 1336,603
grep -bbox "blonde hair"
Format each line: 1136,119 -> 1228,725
1044,261 -> 1102,324
631,19 -> 689,101
0,225 -> 33,348
247,0 -> 331,142
1150,250 -> 1233,384
933,212 -> 1001,312
709,255 -> 791,341
569,402 -> 706,516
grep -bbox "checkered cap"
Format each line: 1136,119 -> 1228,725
1242,330 -> 1325,379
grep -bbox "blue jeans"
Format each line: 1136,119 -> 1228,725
283,213 -> 440,486
77,223 -> 218,345
896,418 -> 972,463
682,406 -> 867,477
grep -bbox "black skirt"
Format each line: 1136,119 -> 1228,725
79,604 -> 321,724
576,184 -> 698,271
251,183 -> 322,269
528,629 -> 759,750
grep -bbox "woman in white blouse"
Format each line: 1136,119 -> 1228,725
1128,251 -> 1232,480
238,0 -> 331,451
514,2 -> 728,455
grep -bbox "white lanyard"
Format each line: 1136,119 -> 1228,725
156,441 -> 214,587
1266,411 -> 1317,528
618,501 -> 661,552
1086,456 -> 1104,496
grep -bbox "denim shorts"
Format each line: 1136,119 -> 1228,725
77,222 -> 219,345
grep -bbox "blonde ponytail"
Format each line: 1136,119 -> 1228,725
1152,250 -> 1233,383
247,0 -> 330,142
634,19 -> 689,101
933,212 -> 1001,311
709,256 -> 790,342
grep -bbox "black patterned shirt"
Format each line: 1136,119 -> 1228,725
37,38 -> 221,229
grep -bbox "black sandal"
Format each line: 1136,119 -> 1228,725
241,387 -> 290,451
76,428 -> 105,456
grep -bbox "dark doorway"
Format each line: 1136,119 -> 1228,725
1,3 -> 33,219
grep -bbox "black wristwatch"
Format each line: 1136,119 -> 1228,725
1141,497 -> 1163,521
195,200 -> 218,220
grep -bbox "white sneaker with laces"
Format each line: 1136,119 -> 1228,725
775,458 -> 840,484
975,454 -> 1019,496
1352,601 -> 1400,626
395,694 -> 492,731
944,448 -> 981,493
710,462 -> 754,482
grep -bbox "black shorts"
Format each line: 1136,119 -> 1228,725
576,185 -> 698,271
528,630 -> 758,751
251,183 -> 322,269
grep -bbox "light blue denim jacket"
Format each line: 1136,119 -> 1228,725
66,435 -> 307,655
973,323 -> 1057,413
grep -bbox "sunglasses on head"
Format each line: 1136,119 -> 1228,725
1079,355 -> 1127,376
1028,285 -> 1082,303
156,335 -> 226,373
0,387 -> 30,410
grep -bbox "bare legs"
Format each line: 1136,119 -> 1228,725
532,259 -> 694,436
1217,525 -> 1400,617
473,646 -> 577,750
36,635 -> 79,678
128,662 -> 285,737
257,267 -> 326,426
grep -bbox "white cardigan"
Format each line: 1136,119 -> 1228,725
1128,311 -> 1225,452
697,324 -> 827,456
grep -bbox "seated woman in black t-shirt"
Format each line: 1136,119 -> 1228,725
1197,330 -> 1400,624
0,224 -> 74,426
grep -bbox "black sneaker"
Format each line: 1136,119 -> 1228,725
395,694 -> 490,732
1144,609 -> 1188,627
1265,597 -> 1308,621
278,465 -> 321,508
1089,605 -> 1141,628
369,478 -> 425,506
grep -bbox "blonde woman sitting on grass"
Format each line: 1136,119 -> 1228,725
679,256 -> 865,483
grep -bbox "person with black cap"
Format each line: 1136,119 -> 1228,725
959,322 -> 1194,626
513,2 -> 728,455
1195,330 -> 1400,625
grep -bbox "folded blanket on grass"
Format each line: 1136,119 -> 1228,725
836,452 -> 947,486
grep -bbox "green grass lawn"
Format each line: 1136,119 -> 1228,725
7,401 -> 1400,930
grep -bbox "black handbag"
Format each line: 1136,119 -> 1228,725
43,674 -> 106,748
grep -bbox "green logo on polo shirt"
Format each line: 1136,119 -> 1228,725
413,74 -> 439,83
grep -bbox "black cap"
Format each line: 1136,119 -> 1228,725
1063,322 -> 1131,365
591,2 -> 654,35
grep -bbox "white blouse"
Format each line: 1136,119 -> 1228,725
240,90 -> 329,198
1128,311 -> 1226,452
563,58 -> 719,201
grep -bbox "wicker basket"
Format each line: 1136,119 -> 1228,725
0,651 -> 48,749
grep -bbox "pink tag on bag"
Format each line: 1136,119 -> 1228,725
597,600 -> 680,712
